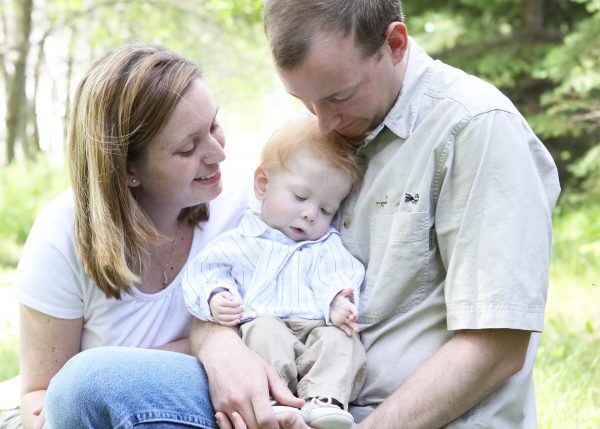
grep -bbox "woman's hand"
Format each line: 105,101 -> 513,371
32,404 -> 47,429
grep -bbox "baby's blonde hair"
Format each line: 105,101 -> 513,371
258,115 -> 364,190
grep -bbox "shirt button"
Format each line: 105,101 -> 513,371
343,218 -> 352,229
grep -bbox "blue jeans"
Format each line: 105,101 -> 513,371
45,347 -> 217,429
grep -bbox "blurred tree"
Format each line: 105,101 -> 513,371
4,0 -> 34,164
1,0 -> 599,193
0,0 -> 267,166
404,0 -> 599,189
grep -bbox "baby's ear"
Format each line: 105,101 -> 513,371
254,167 -> 269,200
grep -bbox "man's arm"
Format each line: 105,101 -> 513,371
357,328 -> 531,429
190,318 -> 304,429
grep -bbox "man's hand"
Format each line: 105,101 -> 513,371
210,291 -> 243,326
215,410 -> 315,429
192,320 -> 304,429
330,288 -> 359,336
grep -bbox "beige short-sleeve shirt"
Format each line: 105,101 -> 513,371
342,39 -> 560,428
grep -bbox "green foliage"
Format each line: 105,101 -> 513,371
536,312 -> 600,428
0,155 -> 69,251
551,199 -> 600,284
406,0 -> 600,190
0,322 -> 19,382
534,193 -> 600,427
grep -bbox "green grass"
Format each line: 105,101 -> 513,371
534,200 -> 600,428
0,321 -> 19,382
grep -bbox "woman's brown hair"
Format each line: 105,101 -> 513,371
68,44 -> 207,299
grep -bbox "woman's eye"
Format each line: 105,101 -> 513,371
180,145 -> 196,156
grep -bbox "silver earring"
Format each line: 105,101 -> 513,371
131,178 -> 137,184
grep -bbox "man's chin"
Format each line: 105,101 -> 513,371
335,129 -> 370,147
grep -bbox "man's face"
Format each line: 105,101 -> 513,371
276,33 -> 402,141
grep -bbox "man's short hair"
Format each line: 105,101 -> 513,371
264,0 -> 404,69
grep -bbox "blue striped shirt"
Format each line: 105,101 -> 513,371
183,210 -> 365,324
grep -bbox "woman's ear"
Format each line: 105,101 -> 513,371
126,163 -> 140,187
254,168 -> 268,200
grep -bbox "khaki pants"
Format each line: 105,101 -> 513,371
240,316 -> 367,408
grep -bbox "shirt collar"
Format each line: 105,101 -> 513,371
239,209 -> 338,244
363,37 -> 435,146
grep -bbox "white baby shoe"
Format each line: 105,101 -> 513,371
301,396 -> 354,429
271,399 -> 303,423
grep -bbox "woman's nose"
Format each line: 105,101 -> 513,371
203,137 -> 226,164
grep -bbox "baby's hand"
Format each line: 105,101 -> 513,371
209,291 -> 243,326
330,288 -> 359,336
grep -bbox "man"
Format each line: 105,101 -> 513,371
192,1 -> 560,428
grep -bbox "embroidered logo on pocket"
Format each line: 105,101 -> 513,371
404,193 -> 420,204
375,195 -> 389,207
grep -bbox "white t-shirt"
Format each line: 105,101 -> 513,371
14,175 -> 249,350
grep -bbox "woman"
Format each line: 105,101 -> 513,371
13,44 -> 249,428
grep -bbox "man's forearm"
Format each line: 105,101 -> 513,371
189,318 -> 240,361
357,329 -> 531,429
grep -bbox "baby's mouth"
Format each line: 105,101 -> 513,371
290,227 -> 304,235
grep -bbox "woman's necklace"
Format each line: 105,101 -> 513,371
162,224 -> 182,288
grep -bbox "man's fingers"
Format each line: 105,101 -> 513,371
216,412 -> 234,429
279,411 -> 312,428
231,411 -> 250,429
267,366 -> 304,409
250,395 -> 280,429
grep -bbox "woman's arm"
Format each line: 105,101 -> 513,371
19,304 -> 82,429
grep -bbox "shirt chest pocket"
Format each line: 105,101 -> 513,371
359,211 -> 432,324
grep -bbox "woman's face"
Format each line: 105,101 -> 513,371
128,79 -> 225,219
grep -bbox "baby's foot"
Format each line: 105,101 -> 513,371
271,398 -> 303,424
301,396 -> 354,429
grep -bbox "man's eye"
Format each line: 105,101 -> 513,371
330,94 -> 353,103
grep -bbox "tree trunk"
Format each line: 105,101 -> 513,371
4,0 -> 34,165
63,27 -> 76,143
28,33 -> 48,155
525,0 -> 545,34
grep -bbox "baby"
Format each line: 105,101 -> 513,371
183,115 -> 367,429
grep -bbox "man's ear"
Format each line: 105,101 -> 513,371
385,22 -> 408,65
254,167 -> 269,200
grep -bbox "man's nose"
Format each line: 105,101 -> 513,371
312,102 -> 341,134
